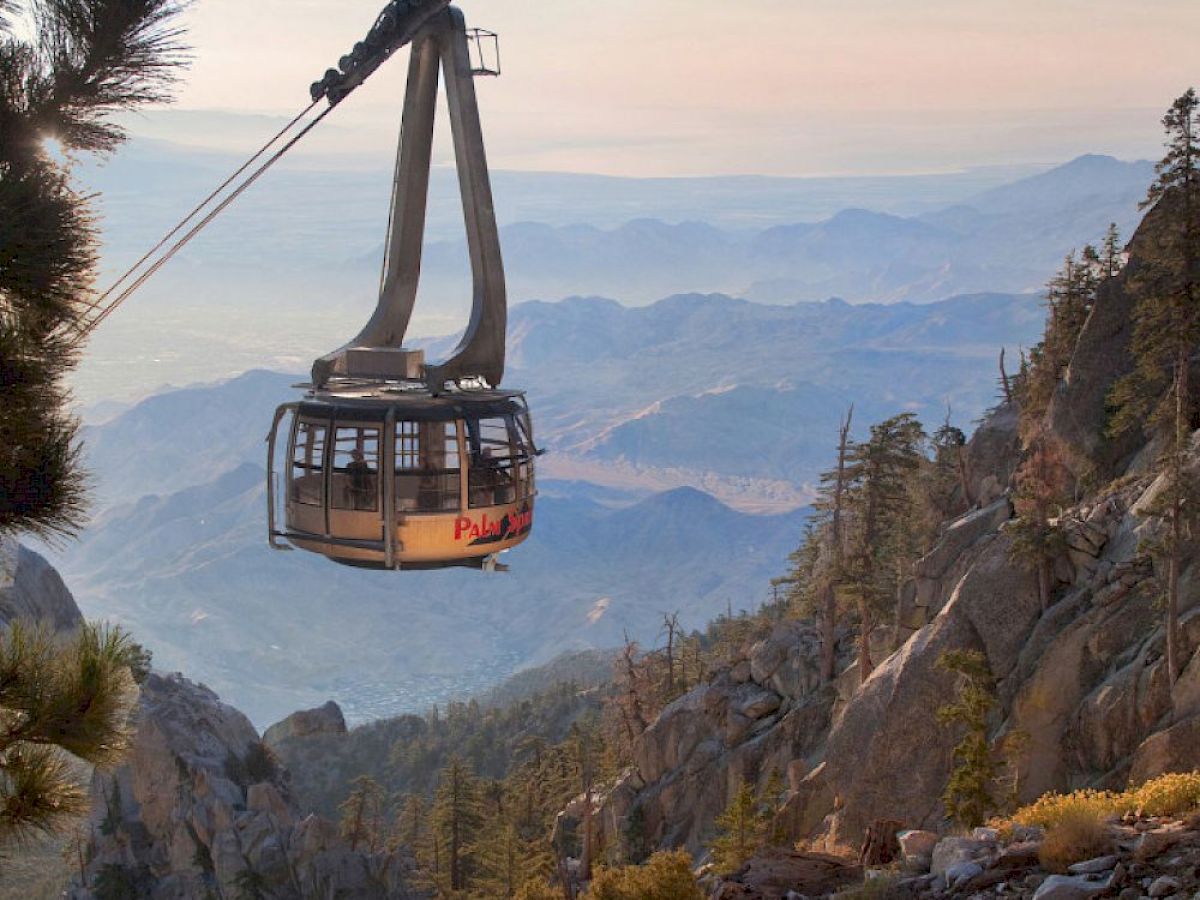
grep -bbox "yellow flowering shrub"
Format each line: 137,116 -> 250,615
1007,771 -> 1200,831
1127,771 -> 1200,816
1012,789 -> 1121,829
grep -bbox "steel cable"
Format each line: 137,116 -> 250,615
68,100 -> 326,345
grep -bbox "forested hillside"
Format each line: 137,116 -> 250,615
199,89 -> 1200,900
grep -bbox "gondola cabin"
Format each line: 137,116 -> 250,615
267,384 -> 536,569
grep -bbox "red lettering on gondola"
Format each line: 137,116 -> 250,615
453,506 -> 534,543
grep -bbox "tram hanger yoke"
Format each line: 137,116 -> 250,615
312,6 -> 507,395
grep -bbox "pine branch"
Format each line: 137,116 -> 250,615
26,0 -> 190,153
0,743 -> 88,846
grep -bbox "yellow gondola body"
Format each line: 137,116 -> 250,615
269,386 -> 536,569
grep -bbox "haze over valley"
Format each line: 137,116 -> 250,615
43,122 -> 1157,726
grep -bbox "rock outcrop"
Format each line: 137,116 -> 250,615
706,847 -> 861,899
594,622 -> 842,857
71,673 -> 426,899
264,700 -> 348,744
607,428 -> 1200,864
0,536 -> 83,631
872,810 -> 1200,900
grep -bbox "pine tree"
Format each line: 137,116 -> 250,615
0,0 -> 187,542
565,719 -> 601,881
816,407 -> 854,681
1020,251 -> 1100,432
842,413 -> 927,681
658,612 -> 681,700
476,820 -> 554,899
432,755 -> 486,892
339,775 -> 386,852
1101,223 -> 1124,279
0,621 -> 145,845
1009,439 -> 1071,610
589,849 -> 703,900
707,781 -> 768,874
1108,88 -> 1200,688
936,649 -> 999,828
391,790 -> 439,886
0,3 -> 184,851
929,416 -> 971,519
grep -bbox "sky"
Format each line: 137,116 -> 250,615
141,0 -> 1200,177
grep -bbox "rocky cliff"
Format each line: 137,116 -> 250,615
0,536 -> 83,630
0,538 -> 425,898
68,676 -> 427,900
600,419 -> 1200,864
591,204 -> 1200,870
69,671 -> 427,899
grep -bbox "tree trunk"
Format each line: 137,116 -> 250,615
956,445 -> 975,510
825,406 -> 853,682
999,347 -> 1013,404
581,788 -> 593,881
1168,349 -> 1189,692
858,606 -> 874,683
859,819 -> 904,866
820,582 -> 837,682
1037,557 -> 1051,612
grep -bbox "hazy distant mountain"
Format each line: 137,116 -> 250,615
80,290 -> 1043,514
57,463 -> 805,726
500,291 -> 1043,502
54,288 -> 1044,724
397,155 -> 1153,308
81,130 -> 1044,254
72,146 -> 1146,406
81,137 -> 1146,308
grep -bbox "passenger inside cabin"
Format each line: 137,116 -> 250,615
417,457 -> 441,511
469,448 -> 502,506
347,448 -> 375,509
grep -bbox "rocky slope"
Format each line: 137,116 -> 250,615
588,199 -> 1200,883
707,812 -> 1200,900
1,536 -> 425,898
69,671 -> 428,899
0,536 -> 84,630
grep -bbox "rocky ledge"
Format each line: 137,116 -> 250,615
707,811 -> 1200,900
888,813 -> 1200,900
70,672 -> 427,899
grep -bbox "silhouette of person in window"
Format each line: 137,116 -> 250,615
347,448 -> 374,510
470,448 -> 508,506
417,457 -> 441,511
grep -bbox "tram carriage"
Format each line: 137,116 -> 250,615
262,2 -> 535,571
63,1 -> 535,571
267,385 -> 536,569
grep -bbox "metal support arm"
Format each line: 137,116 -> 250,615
312,6 -> 507,394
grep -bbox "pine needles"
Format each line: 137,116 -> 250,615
0,620 -> 143,847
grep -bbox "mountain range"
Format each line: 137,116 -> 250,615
83,290 -> 1045,512
55,287 -> 1045,726
71,150 -> 1149,406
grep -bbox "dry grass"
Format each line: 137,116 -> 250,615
832,874 -> 902,900
1038,808 -> 1113,873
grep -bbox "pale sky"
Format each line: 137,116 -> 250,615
137,0 -> 1200,175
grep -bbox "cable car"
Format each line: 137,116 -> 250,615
267,384 -> 535,570
265,3 -> 538,570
